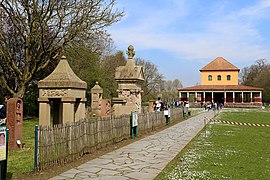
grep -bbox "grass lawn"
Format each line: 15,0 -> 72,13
7,118 -> 38,178
156,110 -> 270,179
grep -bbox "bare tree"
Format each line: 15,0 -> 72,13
240,59 -> 269,85
161,79 -> 182,102
0,0 -> 124,97
135,57 -> 164,101
240,59 -> 270,102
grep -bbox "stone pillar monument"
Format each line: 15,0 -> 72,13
38,56 -> 87,126
91,82 -> 103,116
6,98 -> 23,149
113,45 -> 145,116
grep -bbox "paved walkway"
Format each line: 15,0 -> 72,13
51,111 -> 215,180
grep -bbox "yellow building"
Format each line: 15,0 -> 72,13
178,57 -> 263,107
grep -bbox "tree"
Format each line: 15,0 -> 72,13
64,46 -> 102,106
100,51 -> 126,99
160,79 -> 183,102
240,59 -> 270,102
134,57 -> 164,102
239,59 -> 268,85
163,79 -> 182,92
0,0 -> 124,97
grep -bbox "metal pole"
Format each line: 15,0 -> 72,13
204,117 -> 207,137
1,128 -> 9,180
4,129 -> 9,180
34,125 -> 38,173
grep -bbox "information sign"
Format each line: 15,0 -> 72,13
132,112 -> 138,127
0,127 -> 6,161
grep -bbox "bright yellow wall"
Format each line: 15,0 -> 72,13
201,71 -> 238,85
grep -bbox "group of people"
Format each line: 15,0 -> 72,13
153,98 -> 184,112
153,98 -> 223,112
202,101 -> 223,111
154,97 -> 165,111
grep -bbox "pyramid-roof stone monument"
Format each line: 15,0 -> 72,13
38,56 -> 87,126
38,56 -> 87,89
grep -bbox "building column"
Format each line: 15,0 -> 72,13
62,97 -> 75,124
242,92 -> 244,103
211,92 -> 214,103
179,92 -> 182,102
233,92 -> 235,103
250,92 -> 253,103
195,92 -> 198,103
203,91 -> 205,103
224,92 -> 227,103
38,98 -> 51,126
187,92 -> 190,102
75,98 -> 87,121
259,91 -> 262,103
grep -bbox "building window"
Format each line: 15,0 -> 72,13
217,75 -> 221,81
227,75 -> 231,81
208,75 -> 212,81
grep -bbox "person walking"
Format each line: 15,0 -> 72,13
0,96 -> 10,123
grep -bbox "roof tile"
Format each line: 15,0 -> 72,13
200,57 -> 240,71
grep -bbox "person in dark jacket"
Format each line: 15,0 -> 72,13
0,105 -> 6,119
0,96 -> 10,119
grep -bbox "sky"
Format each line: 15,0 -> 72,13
108,0 -> 270,87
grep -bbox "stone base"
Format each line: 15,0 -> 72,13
189,102 -> 262,108
224,103 -> 262,108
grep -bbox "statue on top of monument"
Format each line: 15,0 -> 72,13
126,45 -> 135,59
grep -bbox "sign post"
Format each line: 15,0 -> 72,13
183,106 -> 187,119
0,126 -> 8,180
130,112 -> 138,138
164,108 -> 171,125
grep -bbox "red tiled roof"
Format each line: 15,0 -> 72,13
200,57 -> 240,71
178,85 -> 263,91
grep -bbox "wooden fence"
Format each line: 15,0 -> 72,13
37,108 -> 183,170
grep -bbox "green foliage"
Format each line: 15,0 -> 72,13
100,51 -> 127,99
23,85 -> 39,117
64,46 -> 102,105
64,48 -> 128,104
156,111 -> 270,179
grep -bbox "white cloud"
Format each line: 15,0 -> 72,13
238,0 -> 270,18
109,0 -> 270,66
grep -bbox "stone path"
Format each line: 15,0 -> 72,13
50,111 -> 215,180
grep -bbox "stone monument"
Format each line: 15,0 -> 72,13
38,56 -> 87,126
91,82 -> 103,116
6,98 -> 23,149
90,82 -> 112,117
148,100 -> 156,112
113,45 -> 145,116
100,99 -> 111,116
